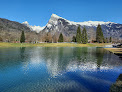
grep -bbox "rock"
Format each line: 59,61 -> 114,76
110,74 -> 122,92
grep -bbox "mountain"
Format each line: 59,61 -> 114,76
0,18 -> 31,32
22,21 -> 45,33
0,14 -> 122,43
0,18 -> 38,42
41,14 -> 122,42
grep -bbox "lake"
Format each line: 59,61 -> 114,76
0,47 -> 122,92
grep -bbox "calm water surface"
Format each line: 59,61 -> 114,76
0,47 -> 122,92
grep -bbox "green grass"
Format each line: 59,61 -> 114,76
0,42 -> 111,47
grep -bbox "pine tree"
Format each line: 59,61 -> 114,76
96,24 -> 104,43
20,31 -> 25,43
72,36 -> 76,42
0,37 -> 3,41
106,38 -> 108,43
103,38 -> 106,43
76,26 -> 81,43
58,33 -> 63,42
109,37 -> 112,43
81,27 -> 88,44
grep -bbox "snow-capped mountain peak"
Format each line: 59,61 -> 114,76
22,21 -> 29,26
22,21 -> 45,33
43,13 -> 122,40
48,14 -> 115,27
22,21 -> 29,25
22,14 -> 121,40
30,25 -> 45,33
51,14 -> 61,19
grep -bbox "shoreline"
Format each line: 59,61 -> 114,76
1,42 -> 122,55
0,42 -> 112,47
104,48 -> 122,54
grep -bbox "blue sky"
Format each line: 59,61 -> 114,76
0,0 -> 122,26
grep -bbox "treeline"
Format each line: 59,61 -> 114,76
96,24 -> 112,43
20,24 -> 113,43
20,31 -> 64,43
71,24 -> 112,44
72,26 -> 88,44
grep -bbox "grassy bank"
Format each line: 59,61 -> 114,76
0,42 -> 111,47
104,48 -> 122,54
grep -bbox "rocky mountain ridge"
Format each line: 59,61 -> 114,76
0,18 -> 38,42
22,21 -> 45,33
41,14 -> 122,41
0,14 -> 122,42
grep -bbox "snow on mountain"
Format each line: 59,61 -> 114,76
22,21 -> 29,26
22,14 -> 122,40
70,21 -> 114,27
23,14 -> 116,33
22,21 -> 45,33
30,26 -> 45,33
42,14 -> 122,40
48,14 -> 115,27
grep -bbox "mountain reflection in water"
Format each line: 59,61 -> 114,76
0,47 -> 121,92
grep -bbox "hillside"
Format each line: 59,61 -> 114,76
0,18 -> 38,42
39,14 -> 122,42
0,14 -> 122,43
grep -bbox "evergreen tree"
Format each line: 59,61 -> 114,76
58,33 -> 63,42
72,36 -> 76,42
96,24 -> 104,43
106,38 -> 108,43
103,38 -> 106,43
0,37 -> 3,41
20,31 -> 25,43
76,26 -> 81,43
81,27 -> 88,44
109,37 -> 112,43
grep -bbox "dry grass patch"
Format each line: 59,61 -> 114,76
0,42 -> 111,47
104,48 -> 122,54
